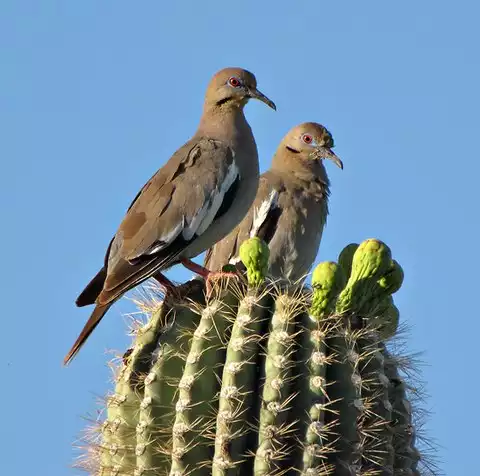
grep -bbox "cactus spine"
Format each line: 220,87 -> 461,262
77,238 -> 436,476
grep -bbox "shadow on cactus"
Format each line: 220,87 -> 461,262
75,238 -> 440,476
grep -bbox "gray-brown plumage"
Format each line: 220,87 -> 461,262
204,122 -> 343,281
64,67 -> 275,365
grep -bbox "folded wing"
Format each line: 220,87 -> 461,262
80,137 -> 239,308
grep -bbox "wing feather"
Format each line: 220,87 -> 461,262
250,189 -> 280,238
96,138 -> 239,305
204,172 -> 283,271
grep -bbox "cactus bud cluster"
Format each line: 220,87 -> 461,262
76,238 -> 436,476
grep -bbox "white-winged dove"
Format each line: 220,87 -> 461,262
204,122 -> 342,282
64,67 -> 275,365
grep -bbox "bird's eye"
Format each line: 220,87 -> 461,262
302,134 -> 313,144
228,77 -> 241,88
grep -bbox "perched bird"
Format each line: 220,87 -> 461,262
204,122 -> 343,281
64,67 -> 275,365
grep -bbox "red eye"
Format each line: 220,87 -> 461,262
228,77 -> 241,88
302,134 -> 313,144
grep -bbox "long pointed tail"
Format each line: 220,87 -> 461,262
63,302 -> 112,366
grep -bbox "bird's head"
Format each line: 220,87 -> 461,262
205,67 -> 276,111
282,122 -> 343,170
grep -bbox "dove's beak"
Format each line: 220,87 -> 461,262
248,87 -> 277,111
314,146 -> 343,169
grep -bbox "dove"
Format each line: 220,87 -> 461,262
64,67 -> 275,365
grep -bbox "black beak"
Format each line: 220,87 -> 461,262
248,87 -> 276,110
314,146 -> 343,169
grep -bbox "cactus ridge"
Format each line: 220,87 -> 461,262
74,239 -> 439,476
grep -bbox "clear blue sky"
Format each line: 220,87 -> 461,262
1,1 -> 477,474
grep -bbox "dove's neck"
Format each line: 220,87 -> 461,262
197,105 -> 254,148
271,150 -> 330,193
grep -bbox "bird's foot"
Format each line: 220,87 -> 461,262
180,258 -> 240,296
204,271 -> 241,296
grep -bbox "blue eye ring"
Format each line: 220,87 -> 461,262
228,77 -> 241,88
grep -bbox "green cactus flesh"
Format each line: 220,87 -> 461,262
78,239 -> 433,476
336,239 -> 393,314
337,243 -> 359,281
311,261 -> 347,318
239,236 -> 270,287
378,259 -> 404,295
383,346 -> 425,474
254,292 -> 299,475
213,289 -> 272,475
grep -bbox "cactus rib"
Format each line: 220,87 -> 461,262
75,238 -> 435,476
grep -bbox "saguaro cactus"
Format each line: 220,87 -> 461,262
77,238 -> 436,476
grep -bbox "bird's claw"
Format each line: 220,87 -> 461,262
205,271 -> 241,297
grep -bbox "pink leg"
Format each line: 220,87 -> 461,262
180,258 -> 211,278
180,258 -> 240,294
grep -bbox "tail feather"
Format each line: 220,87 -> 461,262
63,302 -> 112,366
76,267 -> 107,307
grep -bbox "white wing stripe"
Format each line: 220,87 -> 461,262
182,200 -> 210,241
250,189 -> 279,238
195,161 -> 239,237
134,159 -> 239,258
143,217 -> 185,256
